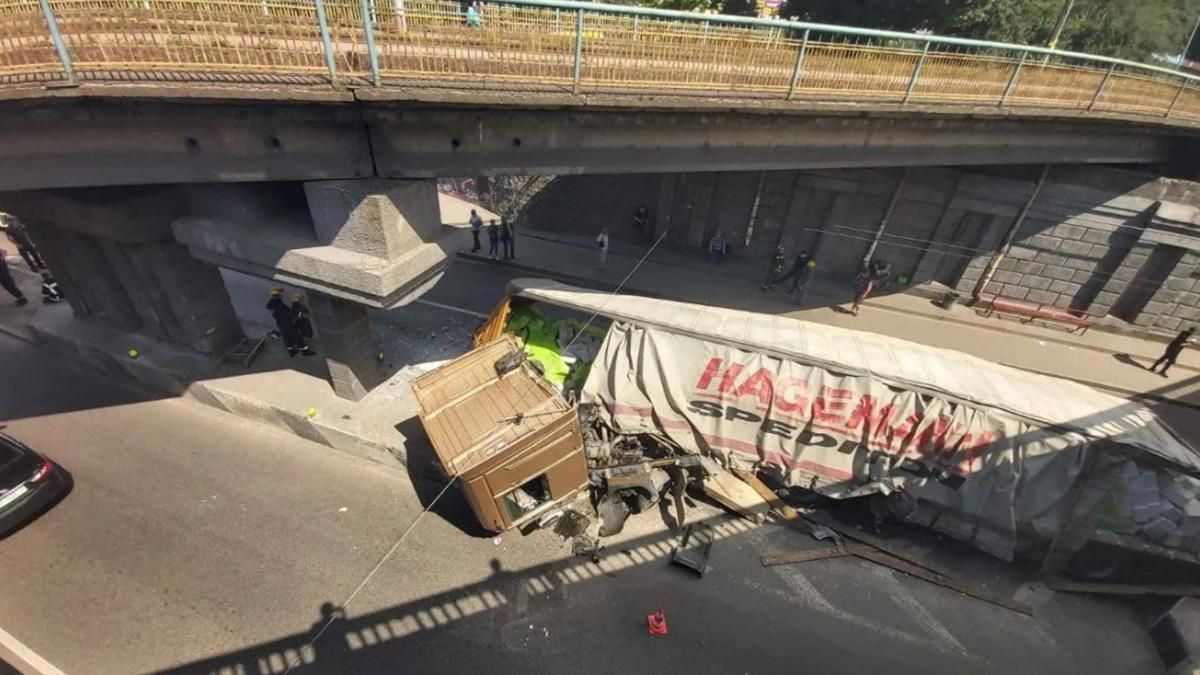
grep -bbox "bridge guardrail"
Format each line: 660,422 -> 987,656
1,0 -> 1199,125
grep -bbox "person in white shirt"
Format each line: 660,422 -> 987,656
596,228 -> 610,268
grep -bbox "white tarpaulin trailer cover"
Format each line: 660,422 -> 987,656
508,279 -> 1200,560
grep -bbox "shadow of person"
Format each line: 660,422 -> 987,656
1113,352 -> 1144,369
288,602 -> 349,673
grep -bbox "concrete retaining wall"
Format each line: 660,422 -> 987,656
523,165 -> 1200,330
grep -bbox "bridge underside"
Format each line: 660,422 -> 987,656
0,90 -> 1191,192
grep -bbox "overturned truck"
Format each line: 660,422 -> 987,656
423,278 -> 1200,578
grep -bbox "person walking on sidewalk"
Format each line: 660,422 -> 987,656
787,251 -> 816,303
1150,327 -> 1195,377
267,287 -> 315,357
487,219 -> 500,260
761,246 -> 788,292
708,231 -> 728,264
0,250 -> 27,306
500,216 -> 515,260
40,271 -> 63,304
850,268 -> 875,317
596,228 -> 610,268
1,214 -> 45,271
469,209 -> 483,252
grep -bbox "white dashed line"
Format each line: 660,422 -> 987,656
414,298 -> 488,319
864,565 -> 967,654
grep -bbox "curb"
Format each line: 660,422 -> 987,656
6,312 -> 410,470
184,381 -> 407,467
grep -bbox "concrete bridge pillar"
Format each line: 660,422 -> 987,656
173,178 -> 450,400
307,292 -> 384,401
3,186 -> 243,355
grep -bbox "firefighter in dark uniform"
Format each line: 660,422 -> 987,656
268,287 -> 315,357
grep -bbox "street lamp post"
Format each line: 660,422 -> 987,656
1047,0 -> 1074,51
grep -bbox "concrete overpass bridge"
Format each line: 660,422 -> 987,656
5,0 -> 1200,399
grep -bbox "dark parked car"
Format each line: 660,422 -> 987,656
0,430 -> 68,537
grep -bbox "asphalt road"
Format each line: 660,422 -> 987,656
0,329 -> 1170,675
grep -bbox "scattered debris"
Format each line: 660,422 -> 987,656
571,535 -> 602,563
760,544 -> 874,567
671,523 -> 715,577
597,494 -> 632,537
553,508 -> 591,539
699,458 -> 767,523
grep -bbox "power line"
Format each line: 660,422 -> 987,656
282,475 -> 458,675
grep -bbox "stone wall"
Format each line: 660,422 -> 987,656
522,165 -> 1200,331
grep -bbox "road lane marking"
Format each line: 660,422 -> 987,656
865,565 -> 967,654
414,298 -> 488,319
0,625 -> 67,675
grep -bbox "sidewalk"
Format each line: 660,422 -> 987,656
458,228 -> 1200,411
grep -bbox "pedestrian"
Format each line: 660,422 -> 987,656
596,228 -> 610,268
500,216 -> 514,260
633,206 -> 649,242
0,214 -> 45,271
761,246 -> 787,292
850,268 -> 875,317
267,287 -> 314,357
0,250 -> 27,306
40,271 -> 63,304
1150,327 -> 1195,377
469,209 -> 483,252
707,231 -> 728,264
487,219 -> 500,260
466,1 -> 481,27
291,293 -> 314,339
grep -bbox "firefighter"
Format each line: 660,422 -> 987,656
267,287 -> 314,357
40,271 -> 63,304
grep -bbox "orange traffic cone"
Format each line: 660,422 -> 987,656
647,609 -> 668,636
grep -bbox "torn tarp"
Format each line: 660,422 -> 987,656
579,320 -> 1198,562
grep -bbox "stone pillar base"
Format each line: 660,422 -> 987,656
309,292 -> 384,401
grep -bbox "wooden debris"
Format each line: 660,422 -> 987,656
761,544 -> 875,566
1046,577 -> 1200,597
732,469 -> 811,533
700,458 -> 768,523
733,469 -> 1033,616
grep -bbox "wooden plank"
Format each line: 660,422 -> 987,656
761,544 -> 875,566
701,459 -> 768,523
857,549 -> 1033,616
732,469 -> 810,532
1045,577 -> 1200,597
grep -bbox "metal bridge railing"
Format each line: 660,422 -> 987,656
2,0 -> 1200,125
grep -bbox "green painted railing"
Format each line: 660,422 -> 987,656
3,0 -> 1200,124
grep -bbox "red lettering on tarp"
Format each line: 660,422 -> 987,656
718,363 -> 744,394
890,412 -> 924,443
813,386 -> 855,425
776,378 -> 809,414
845,395 -> 898,444
956,431 -> 998,475
915,417 -> 952,459
695,357 -> 723,390
735,368 -> 774,407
